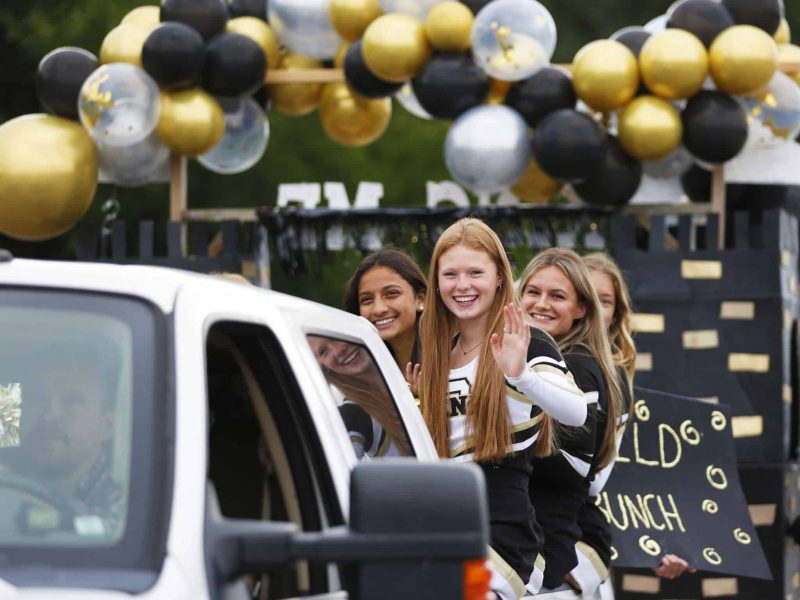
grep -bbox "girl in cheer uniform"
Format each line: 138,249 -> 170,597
415,219 -> 587,600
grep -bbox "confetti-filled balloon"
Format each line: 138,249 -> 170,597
742,71 -> 800,142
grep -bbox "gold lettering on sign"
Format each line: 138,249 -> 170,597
720,301 -> 754,320
634,400 -> 650,421
633,423 -> 659,467
657,493 -> 686,532
631,314 -> 665,333
682,260 -> 722,279
642,494 -> 665,531
728,353 -> 770,372
731,415 -> 763,438
733,528 -> 752,544
706,465 -> 728,490
609,546 -> 618,561
625,495 -> 651,529
682,329 -> 719,349
702,499 -> 719,514
635,353 -> 653,371
638,535 -> 661,556
659,424 -> 682,468
599,492 -> 686,533
703,548 -> 722,565
679,420 -> 701,445
710,411 -> 727,431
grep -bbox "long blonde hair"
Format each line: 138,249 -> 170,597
583,252 -> 636,391
518,248 -> 623,469
419,218 -> 552,461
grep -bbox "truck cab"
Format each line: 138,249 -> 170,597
0,255 -> 489,600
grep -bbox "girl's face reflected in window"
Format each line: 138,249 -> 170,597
307,336 -> 371,376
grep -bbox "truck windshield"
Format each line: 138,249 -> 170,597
0,289 -> 168,591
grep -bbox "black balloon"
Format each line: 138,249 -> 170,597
161,0 -> 228,40
721,0 -> 783,34
681,162 -> 747,204
411,53 -> 489,120
532,109 -> 607,182
573,135 -> 642,207
142,22 -> 205,89
612,27 -> 651,57
35,47 -> 97,120
505,67 -> 576,128
227,0 -> 267,20
682,91 -> 748,163
344,40 -> 402,99
459,0 -> 493,14
667,0 -> 735,47
202,32 -> 266,96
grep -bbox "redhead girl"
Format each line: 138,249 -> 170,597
518,248 -> 625,597
416,219 -> 587,600
344,248 -> 427,370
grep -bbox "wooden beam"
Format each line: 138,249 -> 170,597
169,153 -> 187,222
264,68 -> 345,84
710,164 -> 726,250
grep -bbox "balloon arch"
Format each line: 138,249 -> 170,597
0,0 -> 798,242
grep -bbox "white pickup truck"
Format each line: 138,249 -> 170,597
0,253 -> 490,600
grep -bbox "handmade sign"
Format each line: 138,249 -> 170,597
603,387 -> 771,579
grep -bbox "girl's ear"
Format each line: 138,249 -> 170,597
575,302 -> 587,320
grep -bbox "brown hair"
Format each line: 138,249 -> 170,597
518,248 -> 624,469
419,218 -> 553,461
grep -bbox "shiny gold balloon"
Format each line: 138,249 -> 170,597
329,0 -> 383,42
774,18 -> 791,45
572,40 -> 638,112
710,25 -> 777,95
269,53 -> 325,116
334,42 -> 349,68
424,1 -> 473,53
640,29 -> 708,100
778,43 -> 800,86
485,79 -> 512,105
0,114 -> 97,241
121,5 -> 160,28
362,13 -> 432,83
157,89 -> 224,156
618,96 -> 682,161
100,23 -> 153,68
511,156 -> 563,204
319,82 -> 391,146
226,16 -> 281,70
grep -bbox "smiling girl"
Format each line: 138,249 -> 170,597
416,219 -> 587,600
518,248 -> 624,596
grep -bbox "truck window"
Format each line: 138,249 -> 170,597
306,335 -> 415,460
206,322 -> 344,599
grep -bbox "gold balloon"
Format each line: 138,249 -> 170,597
121,5 -> 160,28
572,40 -> 638,112
100,23 -> 153,68
640,29 -> 709,100
362,13 -> 432,83
777,43 -> 800,86
334,42 -> 349,68
269,53 -> 325,116
226,17 -> 281,70
618,96 -> 682,161
157,89 -> 224,156
424,1 -> 473,53
319,82 -> 391,146
511,156 -> 563,204
710,25 -> 777,95
329,0 -> 383,42
0,114 -> 97,241
485,79 -> 512,105
774,18 -> 791,45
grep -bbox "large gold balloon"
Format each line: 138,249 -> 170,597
424,2 -> 473,53
710,25 -> 777,95
778,43 -> 800,86
511,156 -> 563,204
0,114 -> 97,241
618,96 -> 682,161
639,29 -> 708,100
121,5 -> 160,28
362,13 -> 432,83
572,40 -> 638,112
269,53 -> 325,116
157,89 -> 224,156
774,18 -> 791,45
329,0 -> 383,42
226,17 -> 281,70
319,82 -> 391,146
100,23 -> 153,68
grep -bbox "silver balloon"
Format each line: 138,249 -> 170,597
78,63 -> 160,147
378,0 -> 442,20
198,97 -> 270,174
97,131 -> 169,187
642,144 -> 693,178
471,0 -> 556,81
268,0 -> 342,60
395,83 -> 432,120
643,14 -> 667,34
444,104 -> 530,194
742,71 -> 800,144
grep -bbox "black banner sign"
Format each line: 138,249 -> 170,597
603,387 -> 771,579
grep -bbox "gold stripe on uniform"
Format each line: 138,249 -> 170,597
449,415 -> 544,458
576,541 -> 609,582
488,546 -> 526,599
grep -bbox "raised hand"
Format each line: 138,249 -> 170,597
490,303 -> 531,378
653,554 -> 695,579
405,362 -> 422,399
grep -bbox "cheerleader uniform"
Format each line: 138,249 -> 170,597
531,345 -> 605,592
448,328 -> 586,600
339,400 -> 407,459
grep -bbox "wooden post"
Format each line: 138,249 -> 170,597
170,153 -> 187,222
710,164 -> 726,250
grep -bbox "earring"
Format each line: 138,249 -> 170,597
436,287 -> 440,294
417,305 -> 424,312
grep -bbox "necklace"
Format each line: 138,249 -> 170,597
459,336 -> 482,355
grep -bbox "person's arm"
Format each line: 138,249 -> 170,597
653,554 -> 696,578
